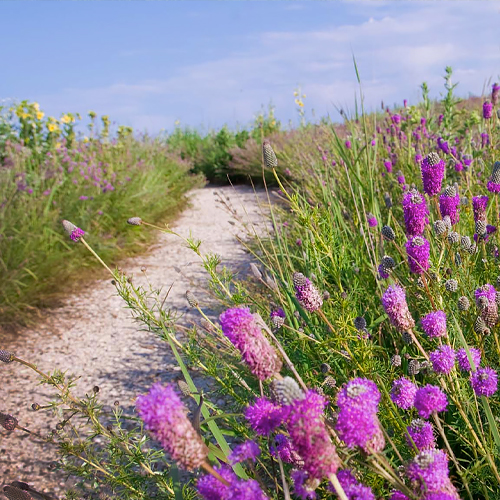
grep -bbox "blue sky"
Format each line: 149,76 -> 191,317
1,1 -> 499,133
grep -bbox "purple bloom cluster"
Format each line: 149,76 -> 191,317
336,378 -> 385,453
136,383 -> 208,470
406,419 -> 435,451
334,470 -> 375,500
228,440 -> 260,464
291,470 -> 318,500
429,345 -> 455,374
287,390 -> 340,481
197,464 -> 269,500
406,236 -> 430,274
245,397 -> 286,435
456,347 -> 481,372
62,219 -> 85,242
421,310 -> 447,338
472,195 -> 489,223
421,152 -> 446,196
402,189 -> 429,236
293,274 -> 323,312
484,100 -> 494,119
471,367 -> 498,397
270,434 -> 303,466
390,377 -> 417,410
367,213 -> 378,227
475,284 -> 498,327
439,190 -> 460,225
382,285 -> 415,332
414,385 -> 448,419
384,160 -> 393,173
219,307 -> 282,380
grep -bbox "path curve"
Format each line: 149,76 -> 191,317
1,185 -> 267,497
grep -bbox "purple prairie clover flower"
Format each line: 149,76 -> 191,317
471,367 -> 498,397
406,236 -> 430,274
291,470 -> 318,500
437,138 -> 450,155
456,347 -> 481,372
384,160 -> 393,173
334,470 -> 376,500
391,114 -> 401,124
406,419 -> 436,451
421,310 -> 447,338
228,440 -> 260,464
381,284 -> 415,332
414,385 -> 448,419
406,449 -> 457,495
245,397 -> 286,435
293,273 -> 323,312
487,180 -> 500,193
482,132 -> 490,148
415,154 -> 423,164
454,161 -> 463,172
429,345 -> 455,374
473,195 -> 489,222
345,140 -> 352,149
423,493 -> 460,500
219,307 -> 282,380
136,383 -> 208,470
270,308 -> 286,329
367,213 -> 378,227
483,100 -> 493,119
397,171 -> 406,185
287,390 -> 340,480
421,152 -> 446,196
378,264 -> 390,280
270,434 -> 303,466
402,189 -> 429,236
438,114 -> 444,125
475,284 -> 497,305
61,220 -> 85,242
492,82 -> 500,105
487,161 -> 500,193
390,492 -> 410,500
390,377 -> 417,410
439,188 -> 460,224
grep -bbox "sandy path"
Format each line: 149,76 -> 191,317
0,185 -> 268,497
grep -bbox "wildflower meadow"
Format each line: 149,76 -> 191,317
4,68 -> 500,500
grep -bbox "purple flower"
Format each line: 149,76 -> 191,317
245,397 -> 286,435
345,140 -> 352,149
367,213 -> 378,227
406,449 -> 456,494
61,220 -> 85,242
454,161 -> 463,172
391,114 -> 401,124
287,390 -> 340,480
456,347 -> 481,372
421,152 -> 446,196
402,189 -> 429,236
384,160 -> 393,173
439,189 -> 460,224
335,470 -> 376,500
473,196 -> 489,222
429,345 -> 455,374
421,311 -> 447,338
381,285 -> 415,332
228,440 -> 261,464
390,492 -> 410,500
482,132 -> 490,148
219,307 -> 282,380
336,378 -> 384,453
378,264 -> 390,279
270,434 -> 303,466
293,273 -> 323,312
406,236 -> 430,274
270,308 -> 286,329
483,100 -> 493,119
390,377 -> 417,410
414,385 -> 448,419
471,367 -> 498,397
493,83 -> 500,105
437,138 -> 450,155
291,470 -> 318,500
136,383 -> 208,470
397,171 -> 406,185
406,419 -> 435,451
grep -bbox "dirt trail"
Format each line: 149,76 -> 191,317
0,185 -> 268,497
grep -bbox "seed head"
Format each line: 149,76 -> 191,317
445,279 -> 458,292
250,263 -> 262,280
0,349 -> 14,363
354,316 -> 367,331
127,216 -> 143,226
447,231 -> 460,245
476,220 -> 487,236
61,220 -> 85,242
323,376 -> 336,389
185,291 -> 198,308
460,235 -> 472,251
391,354 -> 402,367
408,360 -> 421,376
177,379 -> 191,397
384,192 -> 393,208
320,363 -> 331,374
0,412 -> 18,431
381,225 -> 396,241
381,255 -> 396,270
292,272 -> 307,287
444,185 -> 456,197
433,220 -> 446,236
474,316 -> 490,335
272,376 -> 305,405
426,152 -> 440,167
270,308 -> 286,329
3,486 -> 33,500
402,331 -> 414,344
262,141 -> 278,169
458,296 -> 470,311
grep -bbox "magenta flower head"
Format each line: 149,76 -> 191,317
228,440 -> 261,464
421,152 -> 446,196
406,236 -> 430,274
471,367 -> 498,397
402,189 -> 429,236
456,347 -> 481,372
406,449 -> 457,495
391,377 -> 417,409
397,170 -> 406,185
429,345 -> 455,374
390,492 -> 410,500
367,212 -> 378,227
492,83 -> 500,105
384,160 -> 393,173
382,285 -> 415,332
245,397 -> 286,435
487,161 -> 500,193
334,470 -> 376,500
219,307 -> 282,380
336,378 -> 385,453
291,470 -> 319,500
406,419 -> 435,451
62,219 -> 85,242
270,434 -> 303,466
293,273 -> 323,312
414,385 -> 448,419
473,195 -> 489,223
345,140 -> 352,149
421,310 -> 447,338
136,383 -> 208,470
439,186 -> 460,224
287,390 -> 340,480
483,100 -> 493,119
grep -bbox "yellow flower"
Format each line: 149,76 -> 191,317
55,142 -> 62,149
47,123 -> 59,133
83,136 -> 89,143
33,102 -> 40,112
36,111 -> 45,120
60,114 -> 72,124
295,99 -> 304,107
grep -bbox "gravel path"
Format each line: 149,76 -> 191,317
0,185 -> 268,498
